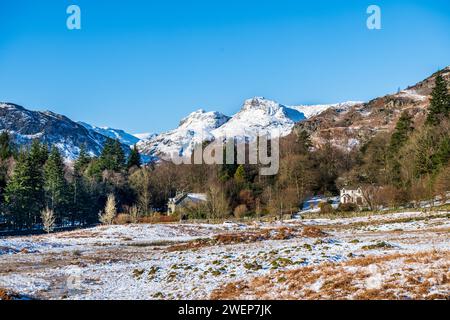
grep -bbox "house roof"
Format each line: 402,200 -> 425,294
169,193 -> 207,205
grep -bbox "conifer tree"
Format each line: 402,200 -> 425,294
389,112 -> 413,154
99,138 -> 126,171
426,74 -> 450,125
44,147 -> 68,221
4,149 -> 45,229
71,145 -> 96,225
432,136 -> 450,171
0,132 -> 15,199
388,112 -> 414,186
74,144 -> 90,176
127,145 -> 141,169
0,131 -> 15,160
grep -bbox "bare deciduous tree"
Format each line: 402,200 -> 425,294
206,185 -> 230,219
41,208 -> 55,233
99,194 -> 117,225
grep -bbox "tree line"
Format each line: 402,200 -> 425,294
0,137 -> 142,231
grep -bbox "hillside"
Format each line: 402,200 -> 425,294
295,67 -> 450,150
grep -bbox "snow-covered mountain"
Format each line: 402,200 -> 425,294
211,97 -> 305,139
137,109 -> 230,157
0,103 -> 130,160
138,97 -> 359,158
0,98 -> 365,161
79,122 -> 141,146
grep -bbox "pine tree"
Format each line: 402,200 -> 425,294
71,145 -> 94,225
44,147 -> 68,221
74,144 -> 90,176
99,138 -> 126,171
0,131 -> 14,199
127,145 -> 141,169
432,135 -> 450,171
388,112 -> 414,187
0,131 -> 15,160
29,140 -> 49,166
426,74 -> 450,125
389,112 -> 413,155
112,140 -> 126,170
4,149 -> 45,229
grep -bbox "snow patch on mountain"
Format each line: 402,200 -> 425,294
289,101 -> 363,118
133,133 -> 157,141
79,122 -> 141,146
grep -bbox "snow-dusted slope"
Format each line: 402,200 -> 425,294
289,101 -> 363,118
0,103 -> 130,160
133,132 -> 157,141
79,122 -> 141,146
137,109 -> 230,157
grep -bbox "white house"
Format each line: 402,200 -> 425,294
340,187 -> 365,206
167,192 -> 207,215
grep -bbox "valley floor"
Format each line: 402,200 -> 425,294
0,210 -> 449,300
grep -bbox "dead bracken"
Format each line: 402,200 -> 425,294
167,227 -> 299,252
210,251 -> 450,300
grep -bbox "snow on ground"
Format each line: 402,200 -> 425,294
0,210 -> 448,300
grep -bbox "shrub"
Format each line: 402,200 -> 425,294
128,205 -> 140,223
115,214 -> 132,225
338,203 -> 358,212
234,204 -> 248,218
318,202 -> 333,214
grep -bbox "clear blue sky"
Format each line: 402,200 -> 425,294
1,0 -> 449,133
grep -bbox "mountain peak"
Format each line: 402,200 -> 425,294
178,109 -> 230,129
240,97 -> 287,117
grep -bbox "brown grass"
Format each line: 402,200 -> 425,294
210,250 -> 450,300
0,288 -> 14,300
301,226 -> 328,238
139,214 -> 179,224
167,227 -> 300,252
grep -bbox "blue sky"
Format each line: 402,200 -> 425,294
0,0 -> 449,133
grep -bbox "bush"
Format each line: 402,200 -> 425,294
115,214 -> 132,225
338,203 -> 358,212
139,213 -> 179,224
128,205 -> 140,224
318,202 -> 333,214
234,204 -> 248,218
